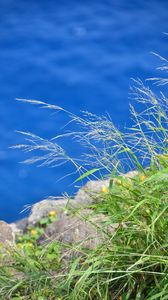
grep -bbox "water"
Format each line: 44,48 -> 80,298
0,0 -> 167,222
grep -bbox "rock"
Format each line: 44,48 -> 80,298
10,217 -> 29,235
124,170 -> 139,178
74,179 -> 109,206
28,171 -> 138,225
9,223 -> 21,235
28,198 -> 69,224
0,221 -> 15,246
27,179 -> 109,224
15,217 -> 29,232
74,171 -> 138,206
39,209 -> 116,250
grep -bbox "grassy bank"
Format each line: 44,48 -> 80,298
0,54 -> 168,299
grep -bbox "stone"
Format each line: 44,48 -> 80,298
9,223 -> 21,235
28,171 -> 138,226
27,179 -> 109,224
39,209 -> 116,250
15,217 -> 29,232
124,170 -> 138,178
0,221 -> 15,246
74,171 -> 138,206
74,179 -> 109,206
28,198 -> 69,224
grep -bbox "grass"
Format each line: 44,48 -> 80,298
0,53 -> 167,299
62,167 -> 168,299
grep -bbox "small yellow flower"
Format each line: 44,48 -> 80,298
17,243 -> 23,249
27,242 -> 33,247
21,242 -> 34,249
30,229 -> 37,236
115,179 -> 122,185
48,210 -> 57,217
123,181 -> 132,188
101,186 -> 109,193
139,174 -> 146,182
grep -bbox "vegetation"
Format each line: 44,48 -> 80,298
0,54 -> 167,299
0,211 -> 61,299
64,167 -> 168,299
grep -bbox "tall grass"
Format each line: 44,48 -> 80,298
59,167 -> 168,299
13,78 -> 167,179
1,53 -> 167,299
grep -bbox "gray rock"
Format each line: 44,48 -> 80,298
124,170 -> 138,178
28,171 -> 138,226
40,209 -> 116,250
16,217 -> 29,231
27,179 -> 109,225
10,217 -> 29,235
74,179 -> 109,206
9,223 -> 21,235
28,198 -> 69,224
0,221 -> 15,246
74,171 -> 138,206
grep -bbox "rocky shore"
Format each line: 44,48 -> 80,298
0,179 -> 109,248
0,171 -> 137,250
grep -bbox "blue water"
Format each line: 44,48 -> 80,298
0,0 -> 168,222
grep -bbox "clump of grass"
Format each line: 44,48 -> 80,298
60,165 -> 168,299
1,53 -> 168,299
